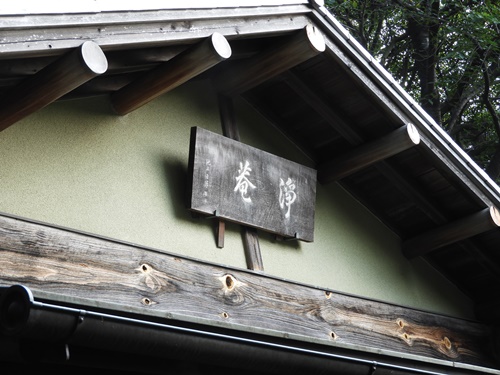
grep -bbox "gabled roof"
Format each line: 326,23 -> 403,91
1,0 -> 500,324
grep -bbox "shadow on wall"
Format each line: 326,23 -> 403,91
162,157 -> 192,221
161,156 -> 221,244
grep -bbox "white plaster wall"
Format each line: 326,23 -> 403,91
0,79 -> 474,318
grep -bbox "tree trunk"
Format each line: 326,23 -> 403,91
407,1 -> 442,125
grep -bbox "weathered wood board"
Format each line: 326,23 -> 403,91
0,213 -> 497,370
187,126 -> 317,242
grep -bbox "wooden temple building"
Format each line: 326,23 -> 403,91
1,1 -> 500,374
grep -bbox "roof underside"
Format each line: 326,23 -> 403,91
0,2 -> 499,324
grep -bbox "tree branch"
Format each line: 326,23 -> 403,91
482,63 -> 500,138
379,31 -> 409,64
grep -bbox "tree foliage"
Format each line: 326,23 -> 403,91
326,0 -> 500,182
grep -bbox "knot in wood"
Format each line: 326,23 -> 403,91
402,332 -> 412,345
137,263 -> 172,292
222,274 -> 237,291
219,274 -> 246,305
443,336 -> 452,350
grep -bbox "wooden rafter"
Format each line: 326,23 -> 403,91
281,70 -> 500,285
403,206 -> 500,259
110,33 -> 231,115
215,24 -> 325,96
0,41 -> 107,132
317,124 -> 421,183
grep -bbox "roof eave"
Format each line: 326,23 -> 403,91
309,3 -> 500,209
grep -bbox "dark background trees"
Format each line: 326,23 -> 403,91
327,0 -> 500,182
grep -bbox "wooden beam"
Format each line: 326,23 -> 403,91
281,71 -> 448,226
215,24 -> 325,96
283,70 -> 365,145
317,123 -> 421,183
403,206 -> 500,259
0,41 -> 107,132
0,213 -> 496,368
218,94 -> 241,141
242,226 -> 264,272
280,71 -> 500,285
110,33 -> 231,115
216,219 -> 225,249
0,7 -> 310,59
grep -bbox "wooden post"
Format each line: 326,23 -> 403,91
403,206 -> 500,259
110,33 -> 231,115
0,41 -> 108,132
242,227 -> 264,272
216,219 -> 225,249
218,94 -> 264,271
318,123 -> 421,183
215,24 -> 325,96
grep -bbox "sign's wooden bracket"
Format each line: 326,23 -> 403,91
205,210 -> 225,249
276,232 -> 299,242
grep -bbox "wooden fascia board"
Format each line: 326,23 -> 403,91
0,1 -> 310,15
0,212 -> 497,371
0,5 -> 312,58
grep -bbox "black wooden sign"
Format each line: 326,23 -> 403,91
187,127 -> 316,242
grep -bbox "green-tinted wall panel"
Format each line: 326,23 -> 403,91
0,79 -> 474,319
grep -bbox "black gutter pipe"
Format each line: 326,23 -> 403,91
0,285 -> 487,375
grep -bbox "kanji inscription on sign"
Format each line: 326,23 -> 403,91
187,127 -> 316,242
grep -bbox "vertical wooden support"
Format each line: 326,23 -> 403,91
242,227 -> 264,272
403,206 -> 500,258
218,94 -> 240,140
217,94 -> 264,271
110,33 -> 231,115
216,219 -> 225,249
0,41 -> 108,132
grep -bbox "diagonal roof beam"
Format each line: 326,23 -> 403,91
110,33 -> 231,115
283,70 -> 500,279
0,41 -> 107,132
215,24 -> 325,96
317,123 -> 421,183
403,206 -> 500,259
282,70 -> 446,222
